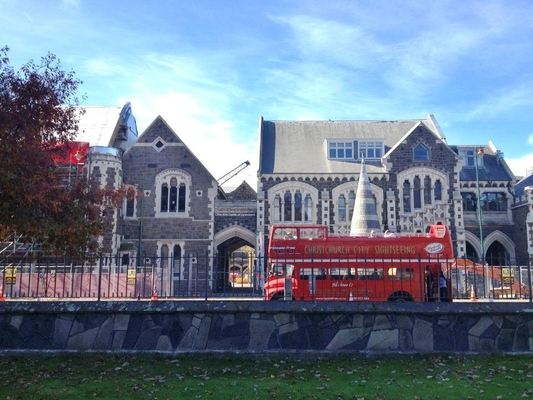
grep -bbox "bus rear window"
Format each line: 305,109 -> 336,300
299,268 -> 327,280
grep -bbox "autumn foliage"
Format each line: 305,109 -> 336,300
0,46 -> 126,256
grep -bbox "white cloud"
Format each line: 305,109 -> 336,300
506,154 -> 533,179
121,87 -> 258,189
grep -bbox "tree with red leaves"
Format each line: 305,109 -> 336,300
0,46 -> 126,256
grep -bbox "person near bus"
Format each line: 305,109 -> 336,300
384,230 -> 396,238
439,271 -> 448,302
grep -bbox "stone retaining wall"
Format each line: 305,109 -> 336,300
1,301 -> 533,353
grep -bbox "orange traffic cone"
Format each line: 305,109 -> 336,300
151,287 -> 158,301
470,284 -> 477,302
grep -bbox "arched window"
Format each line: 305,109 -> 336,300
304,194 -> 313,222
414,176 -> 421,209
178,183 -> 186,212
284,191 -> 292,221
403,181 -> 411,213
424,176 -> 432,205
161,184 -> 169,212
348,190 -> 356,221
169,177 -> 177,212
269,184 -> 318,224
434,180 -> 442,202
273,194 -> 281,222
294,191 -> 302,221
338,195 -> 346,222
155,169 -> 191,218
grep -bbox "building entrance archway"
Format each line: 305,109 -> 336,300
214,226 -> 258,295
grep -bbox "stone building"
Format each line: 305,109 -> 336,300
76,106 -> 523,295
256,115 -> 517,265
511,173 -> 533,266
79,107 -> 257,295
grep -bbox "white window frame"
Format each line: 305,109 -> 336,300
328,141 -> 354,160
358,141 -> 383,159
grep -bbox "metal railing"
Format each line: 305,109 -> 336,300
0,253 -> 531,302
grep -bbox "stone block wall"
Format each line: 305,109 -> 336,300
1,301 -> 532,354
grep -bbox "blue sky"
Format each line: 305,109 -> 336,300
3,0 -> 533,188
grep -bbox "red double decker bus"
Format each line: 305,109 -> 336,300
264,224 -> 454,302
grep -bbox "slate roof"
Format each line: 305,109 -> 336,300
514,174 -> 533,197
259,116 -> 443,175
450,146 -> 515,183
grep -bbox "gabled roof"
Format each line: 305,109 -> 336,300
126,115 -> 217,183
224,180 -> 257,201
383,121 -> 456,160
258,115 -> 443,175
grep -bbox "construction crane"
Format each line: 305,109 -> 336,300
217,161 -> 250,186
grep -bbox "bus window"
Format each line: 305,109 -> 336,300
299,268 -> 326,280
357,268 -> 383,280
272,228 -> 297,240
330,267 -> 356,280
388,267 -> 414,280
300,228 -> 326,240
269,263 -> 294,277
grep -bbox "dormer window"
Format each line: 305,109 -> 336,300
414,143 -> 429,161
359,141 -> 383,159
328,141 -> 353,160
459,148 -> 484,168
327,140 -> 383,160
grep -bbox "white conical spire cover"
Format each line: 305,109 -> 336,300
349,159 -> 381,236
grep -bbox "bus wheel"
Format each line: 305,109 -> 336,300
271,292 -> 284,301
388,292 -> 413,302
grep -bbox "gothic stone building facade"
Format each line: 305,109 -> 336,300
256,115 -> 516,266
82,108 -> 521,296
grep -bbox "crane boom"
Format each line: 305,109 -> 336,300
217,161 -> 250,186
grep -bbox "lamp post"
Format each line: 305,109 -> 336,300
137,187 -> 144,264
474,147 -> 486,294
474,148 -> 485,264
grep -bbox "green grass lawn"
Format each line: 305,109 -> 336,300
0,353 -> 532,399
